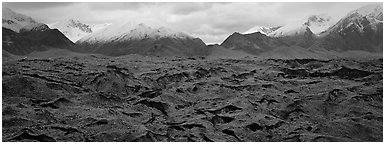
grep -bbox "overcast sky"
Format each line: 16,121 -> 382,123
3,2 -> 380,44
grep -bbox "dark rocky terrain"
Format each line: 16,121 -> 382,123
2,55 -> 382,142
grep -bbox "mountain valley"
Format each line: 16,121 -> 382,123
1,3 -> 383,142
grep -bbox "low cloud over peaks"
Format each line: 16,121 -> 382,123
3,2 -> 378,44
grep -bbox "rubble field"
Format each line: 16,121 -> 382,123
2,55 -> 383,142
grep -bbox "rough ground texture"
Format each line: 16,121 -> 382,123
2,55 -> 383,142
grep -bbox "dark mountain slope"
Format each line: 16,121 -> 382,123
2,27 -> 75,55
220,32 -> 287,55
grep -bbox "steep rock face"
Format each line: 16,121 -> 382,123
76,23 -> 209,57
312,4 -> 383,53
220,32 -> 286,55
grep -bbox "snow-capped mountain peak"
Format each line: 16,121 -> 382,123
3,7 -> 27,20
77,22 -> 193,43
48,19 -> 110,42
268,14 -> 334,37
49,19 -> 92,32
75,22 -> 207,57
243,26 -> 281,35
2,7 -> 33,22
268,20 -> 311,37
2,7 -> 48,32
311,4 -> 383,53
305,14 -> 335,34
350,3 -> 383,20
325,3 -> 383,35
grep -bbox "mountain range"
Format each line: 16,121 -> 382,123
221,4 -> 382,58
75,23 -> 209,56
2,8 -> 75,55
2,4 -> 383,58
310,4 -> 383,53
